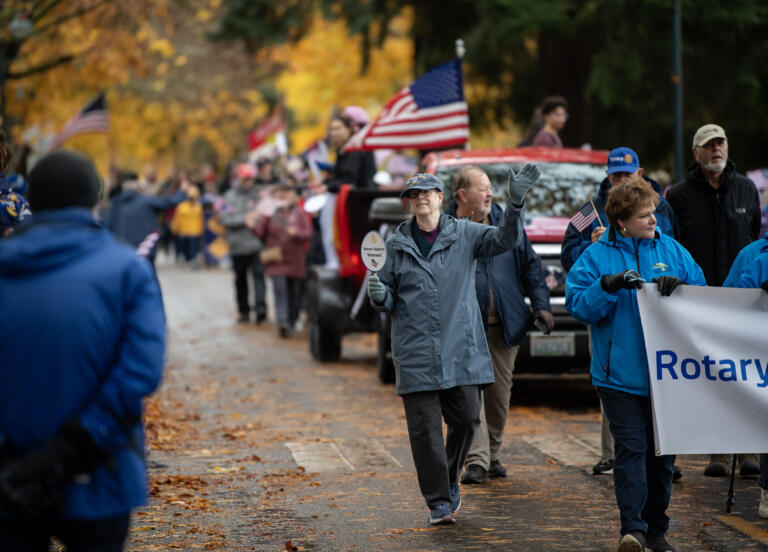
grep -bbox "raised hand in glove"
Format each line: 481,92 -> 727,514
534,310 -> 555,335
507,163 -> 541,207
653,275 -> 683,297
601,270 -> 644,293
761,280 -> 768,292
367,274 -> 387,304
0,420 -> 107,519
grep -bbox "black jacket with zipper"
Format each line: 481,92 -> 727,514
666,160 -> 760,285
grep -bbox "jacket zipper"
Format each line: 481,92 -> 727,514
633,239 -> 641,272
604,340 -> 612,379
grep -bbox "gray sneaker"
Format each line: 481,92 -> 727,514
759,489 -> 768,519
428,503 -> 456,526
617,531 -> 645,552
646,534 -> 676,552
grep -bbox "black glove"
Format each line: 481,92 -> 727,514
601,270 -> 644,293
653,275 -> 683,297
0,420 -> 107,519
533,310 -> 555,335
761,280 -> 768,293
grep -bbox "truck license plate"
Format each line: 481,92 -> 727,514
530,333 -> 575,357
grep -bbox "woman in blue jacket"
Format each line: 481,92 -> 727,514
367,167 -> 539,526
565,178 -> 705,552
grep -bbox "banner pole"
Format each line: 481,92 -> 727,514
726,454 -> 737,513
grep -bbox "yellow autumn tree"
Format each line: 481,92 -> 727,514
6,0 -> 271,177
272,9 -> 414,153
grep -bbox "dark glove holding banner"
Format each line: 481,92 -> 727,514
534,310 -> 555,335
0,420 -> 107,519
653,275 -> 683,297
761,280 -> 768,293
601,270 -> 644,293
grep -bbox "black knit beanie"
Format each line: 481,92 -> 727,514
28,150 -> 101,212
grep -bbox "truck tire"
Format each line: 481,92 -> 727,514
377,314 -> 395,384
308,320 -> 341,362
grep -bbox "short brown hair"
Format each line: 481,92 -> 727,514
605,178 -> 657,226
452,165 -> 485,198
540,96 -> 568,116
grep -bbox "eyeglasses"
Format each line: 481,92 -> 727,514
406,189 -> 436,199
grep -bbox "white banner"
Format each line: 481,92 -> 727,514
637,284 -> 768,455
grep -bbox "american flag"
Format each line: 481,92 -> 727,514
48,93 -> 109,151
569,201 -> 599,232
136,231 -> 160,258
343,58 -> 469,151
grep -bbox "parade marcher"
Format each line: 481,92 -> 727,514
665,124 -> 761,478
733,251 -> 768,519
254,157 -> 279,186
722,231 -> 768,287
444,166 -> 553,484
252,185 -> 313,337
220,163 -> 268,323
566,178 -> 705,552
0,150 -> 165,550
0,131 -> 30,237
170,184 -> 204,265
531,96 -> 568,148
561,147 -> 680,477
368,166 -> 540,525
106,172 -> 188,267
325,111 -> 376,191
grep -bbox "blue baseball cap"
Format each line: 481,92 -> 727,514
399,173 -> 443,198
606,147 -> 640,175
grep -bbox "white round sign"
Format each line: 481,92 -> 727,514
303,193 -> 328,214
361,230 -> 387,272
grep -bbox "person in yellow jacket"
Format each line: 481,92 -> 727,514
171,185 -> 204,264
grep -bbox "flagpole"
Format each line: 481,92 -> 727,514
455,38 -> 465,59
589,199 -> 604,229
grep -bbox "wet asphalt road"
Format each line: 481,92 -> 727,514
124,264 -> 768,552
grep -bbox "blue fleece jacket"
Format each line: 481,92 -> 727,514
0,208 -> 165,519
565,226 -> 705,396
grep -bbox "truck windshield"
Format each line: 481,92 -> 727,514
435,162 -> 605,217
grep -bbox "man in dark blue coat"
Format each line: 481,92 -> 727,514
446,166 -> 553,484
107,173 -> 188,267
561,147 -> 679,272
0,150 -> 166,550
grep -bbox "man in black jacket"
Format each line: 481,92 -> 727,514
446,166 -> 553,484
666,124 -> 760,286
666,124 -> 761,478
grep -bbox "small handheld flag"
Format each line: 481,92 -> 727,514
569,201 -> 600,232
136,231 -> 160,258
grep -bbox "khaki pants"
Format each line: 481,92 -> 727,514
465,325 -> 519,470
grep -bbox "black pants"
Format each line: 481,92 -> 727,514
402,385 -> 482,509
272,275 -> 305,329
0,514 -> 130,552
231,253 -> 266,318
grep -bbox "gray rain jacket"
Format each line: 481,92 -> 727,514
219,186 -> 263,256
372,207 -> 524,395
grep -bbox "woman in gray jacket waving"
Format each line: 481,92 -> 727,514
368,166 -> 540,526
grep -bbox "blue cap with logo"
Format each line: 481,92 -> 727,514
399,173 -> 443,198
606,147 -> 640,175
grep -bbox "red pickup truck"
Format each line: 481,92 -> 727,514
305,147 -> 608,383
